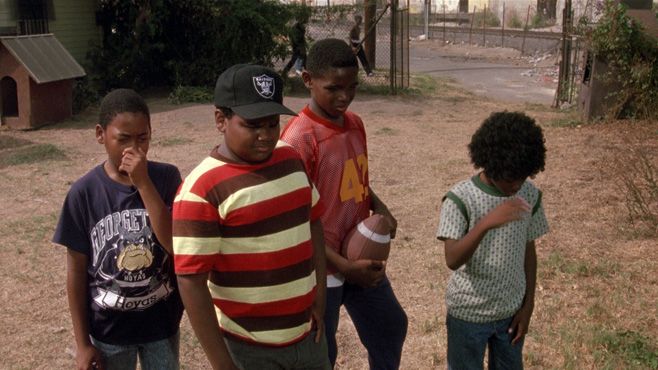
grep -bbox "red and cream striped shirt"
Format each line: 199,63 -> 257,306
172,141 -> 323,346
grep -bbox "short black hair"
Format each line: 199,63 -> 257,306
306,38 -> 358,76
98,88 -> 150,129
468,111 -> 546,181
217,106 -> 234,119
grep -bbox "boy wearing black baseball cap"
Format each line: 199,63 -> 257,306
173,64 -> 330,370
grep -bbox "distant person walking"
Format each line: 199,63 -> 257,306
282,18 -> 307,76
349,15 -> 374,76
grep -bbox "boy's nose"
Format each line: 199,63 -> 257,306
257,127 -> 278,141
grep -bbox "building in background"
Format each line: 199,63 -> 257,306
0,0 -> 100,63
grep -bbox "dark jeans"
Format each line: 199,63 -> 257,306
351,42 -> 373,74
224,330 -> 330,370
325,277 -> 407,370
283,49 -> 306,74
446,314 -> 524,370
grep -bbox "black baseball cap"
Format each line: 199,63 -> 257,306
214,64 -> 296,120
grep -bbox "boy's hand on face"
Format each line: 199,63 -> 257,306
119,147 -> 149,188
483,196 -> 530,229
343,259 -> 386,288
76,343 -> 103,370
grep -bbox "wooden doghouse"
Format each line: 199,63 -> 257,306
0,34 -> 85,129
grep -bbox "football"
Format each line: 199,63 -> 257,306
341,214 -> 391,261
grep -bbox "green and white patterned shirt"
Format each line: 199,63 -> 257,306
436,174 -> 549,323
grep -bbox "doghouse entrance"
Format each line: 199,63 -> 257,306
1,76 -> 19,118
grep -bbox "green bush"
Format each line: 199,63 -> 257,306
507,9 -> 524,29
72,77 -> 99,114
530,13 -> 556,29
473,10 -> 500,27
589,0 -> 658,119
168,86 -> 213,105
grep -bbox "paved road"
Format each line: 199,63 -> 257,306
409,43 -> 557,105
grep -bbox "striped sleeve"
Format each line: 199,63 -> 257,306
173,159 -> 223,275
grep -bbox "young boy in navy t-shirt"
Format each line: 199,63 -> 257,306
53,89 -> 183,370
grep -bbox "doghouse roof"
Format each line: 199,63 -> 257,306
0,34 -> 85,84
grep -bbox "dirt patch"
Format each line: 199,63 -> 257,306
0,74 -> 656,369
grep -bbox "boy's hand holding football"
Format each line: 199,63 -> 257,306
343,259 -> 386,288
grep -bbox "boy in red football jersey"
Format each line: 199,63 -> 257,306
281,38 -> 408,369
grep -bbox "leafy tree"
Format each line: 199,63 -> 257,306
88,0 -> 294,92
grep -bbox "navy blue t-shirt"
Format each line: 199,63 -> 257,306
53,161 -> 184,345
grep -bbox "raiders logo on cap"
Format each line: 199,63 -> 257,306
214,64 -> 296,120
253,75 -> 275,99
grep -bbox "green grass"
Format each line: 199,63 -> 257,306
523,102 -> 555,112
0,143 -> 68,168
593,330 -> 658,369
546,117 -> 583,127
374,127 -> 397,135
543,250 -> 619,278
422,316 -> 440,334
0,136 -> 33,150
156,137 -> 194,147
0,213 -> 58,254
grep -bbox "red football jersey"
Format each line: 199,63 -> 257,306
281,106 -> 371,262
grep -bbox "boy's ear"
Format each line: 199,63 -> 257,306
215,109 -> 227,133
301,71 -> 313,89
95,124 -> 105,144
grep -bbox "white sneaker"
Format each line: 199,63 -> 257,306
295,70 -> 303,76
367,72 -> 374,77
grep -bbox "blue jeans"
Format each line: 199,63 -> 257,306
446,315 -> 524,370
325,277 -> 407,370
223,329 -> 330,370
90,332 -> 179,370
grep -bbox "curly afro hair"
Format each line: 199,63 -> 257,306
306,38 -> 357,77
99,88 -> 150,129
468,111 -> 546,181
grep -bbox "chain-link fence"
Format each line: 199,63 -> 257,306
276,3 -> 409,93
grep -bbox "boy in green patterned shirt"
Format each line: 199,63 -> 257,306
436,111 -> 549,370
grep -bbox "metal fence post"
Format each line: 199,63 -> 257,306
483,5 -> 487,46
521,5 -> 530,55
502,2 -> 506,48
469,6 -> 476,45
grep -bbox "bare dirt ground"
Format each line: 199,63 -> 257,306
1,51 -> 656,369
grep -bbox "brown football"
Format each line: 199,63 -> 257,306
341,214 -> 391,261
